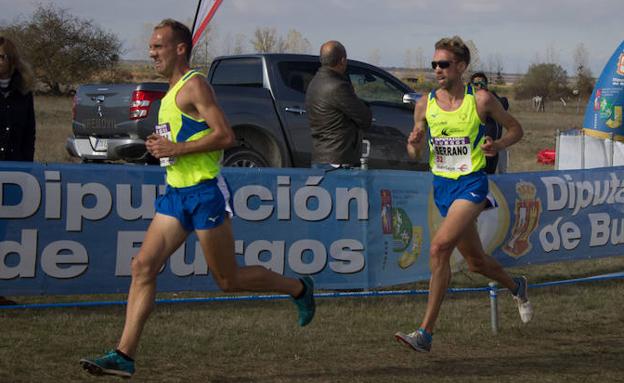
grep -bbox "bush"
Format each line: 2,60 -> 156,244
514,63 -> 571,101
1,4 -> 122,95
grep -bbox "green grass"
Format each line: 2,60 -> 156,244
2,96 -> 620,382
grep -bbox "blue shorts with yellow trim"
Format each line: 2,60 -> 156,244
433,170 -> 497,217
155,175 -> 233,231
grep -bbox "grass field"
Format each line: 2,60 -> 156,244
2,95 -> 623,382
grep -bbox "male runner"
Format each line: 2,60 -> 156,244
80,19 -> 315,377
394,36 -> 532,353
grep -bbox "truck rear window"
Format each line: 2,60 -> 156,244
211,58 -> 263,87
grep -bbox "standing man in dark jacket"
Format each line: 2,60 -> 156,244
305,40 -> 372,168
0,36 -> 36,162
470,72 -> 509,174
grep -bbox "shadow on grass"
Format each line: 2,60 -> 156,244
206,345 -> 624,383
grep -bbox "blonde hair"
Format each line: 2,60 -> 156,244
0,36 -> 34,94
434,36 -> 471,65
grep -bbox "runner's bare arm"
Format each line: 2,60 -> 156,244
407,95 -> 428,160
146,75 -> 235,158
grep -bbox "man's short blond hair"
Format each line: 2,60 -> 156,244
435,36 -> 471,65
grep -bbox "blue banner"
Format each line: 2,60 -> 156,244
1,162 -> 623,295
583,40 -> 624,140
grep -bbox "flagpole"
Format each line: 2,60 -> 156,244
191,0 -> 203,37
191,0 -> 223,47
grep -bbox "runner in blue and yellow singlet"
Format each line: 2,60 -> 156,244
80,19 -> 315,378
395,36 -> 532,354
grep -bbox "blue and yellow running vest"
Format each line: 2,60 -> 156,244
426,84 -> 486,179
158,69 -> 222,188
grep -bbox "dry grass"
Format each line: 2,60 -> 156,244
33,95 -> 80,164
507,98 -> 584,173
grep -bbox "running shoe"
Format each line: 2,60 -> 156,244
394,328 -> 432,352
293,276 -> 315,326
80,350 -> 135,378
512,276 -> 533,323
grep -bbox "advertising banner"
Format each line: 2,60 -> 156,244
583,41 -> 624,140
1,163 -> 623,295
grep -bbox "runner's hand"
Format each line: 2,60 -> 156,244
146,134 -> 177,158
481,136 -> 500,157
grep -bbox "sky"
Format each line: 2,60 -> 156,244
0,0 -> 621,76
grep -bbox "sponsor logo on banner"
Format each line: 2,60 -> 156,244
503,182 -> 542,258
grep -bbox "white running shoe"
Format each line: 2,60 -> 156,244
512,276 -> 533,323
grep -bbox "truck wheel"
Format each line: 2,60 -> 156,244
223,147 -> 269,168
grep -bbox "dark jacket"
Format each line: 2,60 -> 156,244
0,72 -> 36,161
305,66 -> 372,165
483,92 -> 508,174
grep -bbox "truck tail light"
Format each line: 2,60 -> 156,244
129,90 -> 165,120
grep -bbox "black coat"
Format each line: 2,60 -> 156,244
483,92 -> 508,174
0,73 -> 36,161
305,66 -> 372,166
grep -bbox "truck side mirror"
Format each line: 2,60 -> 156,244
402,92 -> 421,104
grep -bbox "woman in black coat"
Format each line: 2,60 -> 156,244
0,36 -> 34,306
0,36 -> 36,161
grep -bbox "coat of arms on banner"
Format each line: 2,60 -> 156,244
503,182 -> 542,258
379,189 -> 423,270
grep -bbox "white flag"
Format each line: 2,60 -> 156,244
192,0 -> 223,46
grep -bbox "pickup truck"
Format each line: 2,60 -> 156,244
66,53 -> 428,170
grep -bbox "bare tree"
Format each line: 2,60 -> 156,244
232,33 -> 246,54
250,27 -> 278,53
191,24 -> 216,70
573,43 -> 590,74
464,39 -> 482,74
572,42 -> 594,98
222,32 -> 247,55
545,43 -> 560,64
281,29 -> 311,54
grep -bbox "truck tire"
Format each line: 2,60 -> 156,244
223,147 -> 269,168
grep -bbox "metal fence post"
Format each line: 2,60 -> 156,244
555,129 -> 560,170
610,133 -> 615,167
489,282 -> 499,335
581,129 -> 586,169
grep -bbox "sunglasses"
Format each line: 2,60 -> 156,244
472,80 -> 488,88
431,60 -> 453,69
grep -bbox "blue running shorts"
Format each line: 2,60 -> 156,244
433,171 -> 497,217
155,175 -> 233,231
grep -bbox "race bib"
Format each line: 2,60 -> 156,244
432,136 -> 472,173
154,123 -> 175,167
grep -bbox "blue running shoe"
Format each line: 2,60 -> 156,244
395,328 -> 432,352
80,350 -> 135,378
512,276 -> 533,323
293,276 -> 315,326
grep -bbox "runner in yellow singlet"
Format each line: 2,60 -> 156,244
80,19 -> 315,378
395,36 -> 532,353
